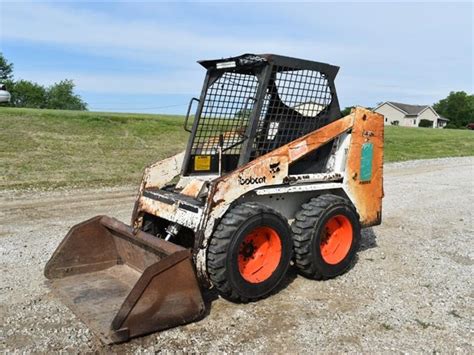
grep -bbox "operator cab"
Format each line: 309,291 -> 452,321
181,54 -> 342,177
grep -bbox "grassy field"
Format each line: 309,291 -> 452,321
384,125 -> 473,162
1,107 -> 473,189
0,108 -> 189,189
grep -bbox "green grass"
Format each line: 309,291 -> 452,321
0,107 -> 189,189
384,125 -> 473,162
1,107 -> 473,190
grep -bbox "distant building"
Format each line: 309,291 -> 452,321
373,101 -> 449,128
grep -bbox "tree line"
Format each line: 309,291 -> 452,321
0,53 -> 87,111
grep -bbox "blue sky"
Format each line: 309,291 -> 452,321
1,1 -> 472,114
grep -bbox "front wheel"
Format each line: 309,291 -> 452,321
291,194 -> 361,279
207,202 -> 293,302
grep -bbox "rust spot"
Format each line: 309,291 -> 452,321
207,114 -> 354,212
363,130 -> 374,138
180,179 -> 206,198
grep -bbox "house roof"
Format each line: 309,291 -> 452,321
388,102 -> 429,115
438,116 -> 450,121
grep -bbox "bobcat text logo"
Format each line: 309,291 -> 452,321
238,175 -> 266,186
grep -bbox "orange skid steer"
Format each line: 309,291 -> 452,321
45,54 -> 384,343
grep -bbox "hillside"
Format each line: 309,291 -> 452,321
1,107 -> 472,189
1,108 -> 188,189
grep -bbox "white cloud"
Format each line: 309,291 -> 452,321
0,2 -> 360,96
1,2 -> 471,107
0,3 -> 351,65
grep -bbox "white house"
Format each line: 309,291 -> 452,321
373,101 -> 449,128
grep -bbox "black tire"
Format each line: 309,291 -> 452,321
207,202 -> 293,303
291,194 -> 361,280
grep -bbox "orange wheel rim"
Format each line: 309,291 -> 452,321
320,215 -> 353,265
238,226 -> 282,283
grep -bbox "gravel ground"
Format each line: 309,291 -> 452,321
1,157 -> 473,353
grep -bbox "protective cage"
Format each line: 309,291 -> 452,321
182,54 -> 341,175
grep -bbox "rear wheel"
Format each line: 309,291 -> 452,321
207,202 -> 293,302
292,194 -> 360,279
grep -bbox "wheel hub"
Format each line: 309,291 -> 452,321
240,241 -> 256,259
320,214 -> 353,265
237,226 -> 282,283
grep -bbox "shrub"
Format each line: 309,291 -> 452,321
8,80 -> 47,108
45,80 -> 87,111
419,119 -> 434,128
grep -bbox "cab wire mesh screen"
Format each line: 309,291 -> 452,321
191,72 -> 259,156
251,67 -> 333,158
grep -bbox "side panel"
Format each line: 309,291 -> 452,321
343,109 -> 384,227
236,185 -> 346,221
131,151 -> 185,226
143,151 -> 185,190
206,112 -> 355,234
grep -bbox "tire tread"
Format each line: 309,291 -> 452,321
207,202 -> 289,302
291,194 -> 358,279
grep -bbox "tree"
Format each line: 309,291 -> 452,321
341,106 -> 373,116
8,80 -> 47,108
0,53 -> 14,82
45,79 -> 87,111
0,53 -> 88,110
433,91 -> 474,128
235,108 -> 252,119
341,106 -> 354,116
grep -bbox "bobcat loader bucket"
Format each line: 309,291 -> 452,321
44,215 -> 205,344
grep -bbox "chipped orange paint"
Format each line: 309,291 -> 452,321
143,151 -> 185,190
180,179 -> 206,198
140,197 -> 175,216
137,194 -> 201,230
210,112 -> 354,208
343,108 -> 384,227
286,114 -> 354,163
131,150 -> 185,226
211,155 -> 288,205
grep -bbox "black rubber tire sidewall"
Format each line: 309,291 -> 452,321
225,212 -> 292,300
309,203 -> 360,278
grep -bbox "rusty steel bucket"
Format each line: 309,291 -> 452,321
44,215 -> 205,344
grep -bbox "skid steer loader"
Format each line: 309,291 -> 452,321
45,54 -> 384,344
